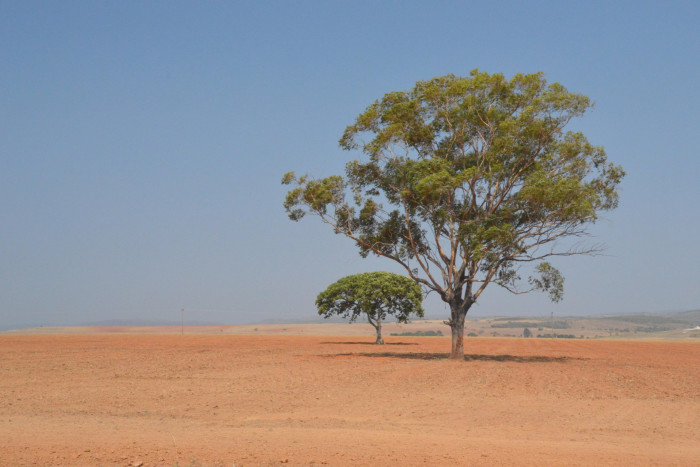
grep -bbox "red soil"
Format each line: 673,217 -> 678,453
1,334 -> 698,466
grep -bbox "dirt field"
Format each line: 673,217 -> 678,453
1,333 -> 698,466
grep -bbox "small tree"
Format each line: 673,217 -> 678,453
316,272 -> 424,344
523,327 -> 533,338
285,70 -> 624,358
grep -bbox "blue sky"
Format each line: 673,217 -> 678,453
1,1 -> 698,328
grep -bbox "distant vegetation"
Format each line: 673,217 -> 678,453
537,333 -> 579,339
634,326 -> 673,333
390,330 -> 443,337
492,320 -> 569,329
599,314 -> 687,325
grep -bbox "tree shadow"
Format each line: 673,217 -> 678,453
325,352 -> 583,363
320,341 -> 419,346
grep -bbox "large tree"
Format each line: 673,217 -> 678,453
316,271 -> 424,344
283,70 -> 624,359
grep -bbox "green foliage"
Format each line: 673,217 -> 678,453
528,263 -> 564,303
284,70 -> 624,355
316,272 -> 424,324
523,327 -> 533,338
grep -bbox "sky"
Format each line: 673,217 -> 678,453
1,1 -> 698,329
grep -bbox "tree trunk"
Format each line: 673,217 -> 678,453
368,314 -> 384,345
375,315 -> 384,344
449,300 -> 471,359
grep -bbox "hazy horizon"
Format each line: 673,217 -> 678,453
3,307 -> 698,333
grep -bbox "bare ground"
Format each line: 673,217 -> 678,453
1,333 -> 698,466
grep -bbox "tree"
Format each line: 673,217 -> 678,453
316,272 -> 424,344
284,70 -> 624,359
523,327 -> 533,338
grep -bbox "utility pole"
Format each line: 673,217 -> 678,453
551,311 -> 554,339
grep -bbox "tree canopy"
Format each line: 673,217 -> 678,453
284,70 -> 624,358
316,271 -> 424,344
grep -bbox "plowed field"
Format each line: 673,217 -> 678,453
1,334 -> 698,466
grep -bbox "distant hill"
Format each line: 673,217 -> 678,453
596,310 -> 700,326
668,309 -> 700,323
474,309 -> 700,339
